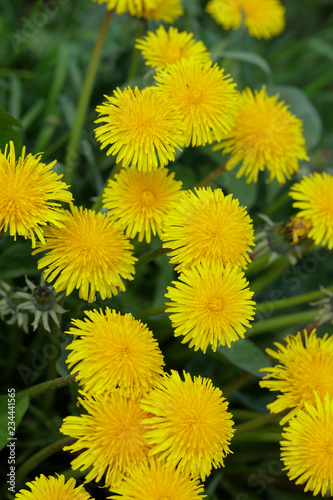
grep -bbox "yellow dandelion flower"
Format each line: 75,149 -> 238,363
135,26 -> 210,71
93,0 -> 183,22
66,308 -> 164,396
109,457 -> 206,499
260,330 -> 333,425
165,262 -> 255,353
289,172 -> 333,249
141,370 -> 235,481
281,393 -> 333,497
161,187 -> 254,271
214,87 -> 309,184
0,141 -> 72,248
154,59 -> 238,147
103,167 -> 182,243
15,474 -> 93,500
33,205 -> 136,303
60,392 -> 150,489
95,86 -> 184,171
206,0 -> 285,40
283,216 -> 312,245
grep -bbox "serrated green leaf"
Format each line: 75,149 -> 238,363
212,50 -> 272,79
216,338 -> 271,377
0,392 -> 29,451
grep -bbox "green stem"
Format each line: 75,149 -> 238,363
42,321 -> 62,413
249,309 -> 317,337
64,9 -> 113,185
257,286 -> 333,314
19,374 -> 76,400
251,259 -> 290,295
223,372 -> 253,398
16,437 -> 75,486
245,254 -> 270,278
235,412 -> 280,435
135,304 -> 166,321
196,162 -> 227,188
135,246 -> 170,268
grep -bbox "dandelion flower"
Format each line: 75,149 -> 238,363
95,86 -> 184,171
66,308 -> 164,396
33,205 -> 136,303
154,59 -> 238,147
15,474 -> 93,500
141,370 -> 234,481
289,172 -> 333,249
60,392 -> 150,489
260,330 -> 333,424
166,262 -> 255,353
214,87 -> 309,184
109,457 -> 206,499
103,167 -> 182,243
161,187 -> 254,271
92,0 -> 183,22
281,393 -> 333,496
135,26 -> 210,71
206,0 -> 285,39
0,141 -> 72,247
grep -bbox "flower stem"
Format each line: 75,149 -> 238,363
249,309 -> 317,336
235,411 -> 281,435
135,304 -> 167,321
19,374 -> 76,400
250,259 -> 290,294
135,246 -> 170,268
196,162 -> 227,188
257,286 -> 333,314
64,9 -> 113,185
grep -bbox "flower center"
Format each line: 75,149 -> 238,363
165,45 -> 181,64
206,297 -> 223,313
188,89 -> 202,105
141,190 -> 155,206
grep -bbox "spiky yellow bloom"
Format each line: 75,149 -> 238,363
66,308 -> 164,396
60,392 -> 150,489
109,457 -> 206,499
0,142 -> 72,248
154,59 -> 238,147
165,262 -> 255,353
103,167 -> 182,243
135,26 -> 210,71
281,393 -> 333,496
283,216 -> 312,245
289,172 -> 333,249
214,87 -> 309,184
33,205 -> 136,303
260,330 -> 333,425
161,187 -> 254,271
206,0 -> 285,39
93,0 -> 183,22
95,86 -> 184,171
15,474 -> 93,500
141,370 -> 234,481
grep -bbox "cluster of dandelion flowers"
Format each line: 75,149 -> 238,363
154,59 -> 238,147
0,141 -> 72,248
281,393 -> 333,496
95,86 -> 185,171
92,0 -> 183,22
213,87 -> 309,184
141,370 -> 234,481
206,0 -> 285,39
61,392 -> 150,489
15,474 -> 93,500
260,330 -> 333,424
66,308 -> 164,396
33,205 -> 136,303
166,262 -> 255,353
135,25 -> 210,71
103,167 -> 182,243
161,187 -> 254,271
110,458 -> 206,500
289,172 -> 333,249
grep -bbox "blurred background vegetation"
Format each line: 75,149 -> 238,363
1,0 -> 333,498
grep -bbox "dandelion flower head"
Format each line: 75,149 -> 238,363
289,172 -> 333,249
141,370 -> 235,481
95,86 -> 185,171
214,86 -> 309,184
161,187 -> 254,271
60,392 -> 150,489
206,0 -> 285,39
135,25 -> 210,71
166,261 -> 255,353
260,330 -> 333,424
33,205 -> 136,303
154,59 -> 238,147
109,457 -> 206,499
281,393 -> 333,497
66,308 -> 164,396
15,474 -> 93,500
0,142 -> 72,247
92,0 -> 183,22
